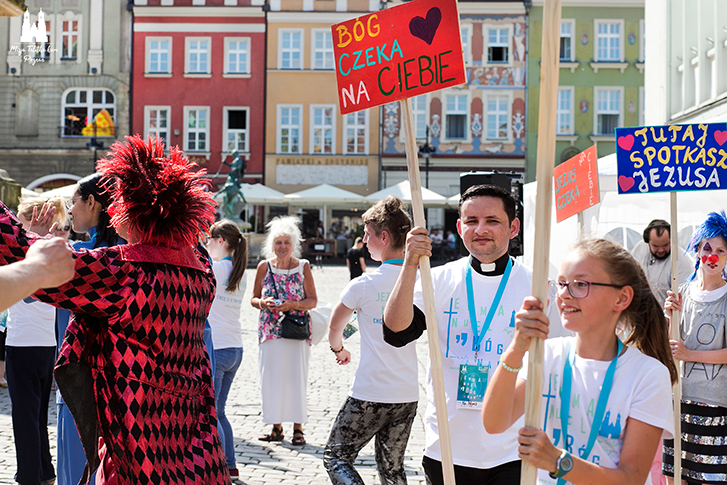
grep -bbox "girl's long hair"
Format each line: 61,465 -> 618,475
361,195 -> 412,249
76,173 -> 121,248
572,238 -> 678,384
211,219 -> 247,292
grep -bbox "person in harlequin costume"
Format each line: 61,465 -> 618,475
0,135 -> 230,484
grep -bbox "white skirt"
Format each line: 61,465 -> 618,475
258,337 -> 310,424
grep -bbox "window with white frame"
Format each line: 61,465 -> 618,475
595,88 -> 621,135
560,20 -> 575,61
312,30 -> 334,70
311,105 -> 335,154
344,111 -> 368,154
595,20 -> 623,62
184,107 -> 209,151
485,94 -> 510,140
186,38 -> 210,74
556,88 -> 574,135
145,106 -> 170,146
62,89 -> 115,137
146,37 -> 171,74
485,26 -> 510,64
444,94 -> 468,140
461,24 -> 473,65
412,95 -> 428,140
279,29 -> 303,70
278,105 -> 301,154
32,17 -> 51,60
61,18 -> 78,59
224,38 -> 250,74
224,108 -> 249,153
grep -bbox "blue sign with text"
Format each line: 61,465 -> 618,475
615,123 -> 727,194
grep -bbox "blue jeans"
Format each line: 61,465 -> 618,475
214,347 -> 243,470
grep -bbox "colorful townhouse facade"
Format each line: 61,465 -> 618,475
380,0 -> 527,230
0,0 -> 131,188
131,0 -> 266,191
264,0 -> 381,198
525,0 -> 644,181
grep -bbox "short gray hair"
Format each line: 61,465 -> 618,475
261,215 -> 303,259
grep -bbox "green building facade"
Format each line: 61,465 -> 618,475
526,1 -> 644,182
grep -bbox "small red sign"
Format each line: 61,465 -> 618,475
332,0 -> 466,115
554,145 -> 600,223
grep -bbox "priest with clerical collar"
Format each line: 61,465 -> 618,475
383,184 -> 532,485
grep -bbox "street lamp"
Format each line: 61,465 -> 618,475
418,125 -> 436,189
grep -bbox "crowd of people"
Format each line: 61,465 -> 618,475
0,139 -> 725,485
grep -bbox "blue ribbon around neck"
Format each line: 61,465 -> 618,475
465,257 -> 512,359
382,258 -> 404,265
557,338 -> 623,485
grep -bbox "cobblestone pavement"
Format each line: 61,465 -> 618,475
0,264 -> 430,484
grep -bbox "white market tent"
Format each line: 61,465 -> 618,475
365,180 -> 449,208
35,184 -> 76,200
283,184 -> 368,238
522,152 -> 727,280
214,183 -> 287,206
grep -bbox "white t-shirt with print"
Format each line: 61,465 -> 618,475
340,263 -> 418,403
413,257 -> 532,469
520,336 -> 674,485
208,259 -> 247,349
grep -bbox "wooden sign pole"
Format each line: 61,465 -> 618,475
400,98 -> 456,485
522,0 -> 562,484
669,191 -> 682,483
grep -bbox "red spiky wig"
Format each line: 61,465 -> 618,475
96,135 -> 216,247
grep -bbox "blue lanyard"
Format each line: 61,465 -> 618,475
558,338 -> 623,485
221,256 -> 232,261
465,257 -> 512,359
382,258 -> 404,265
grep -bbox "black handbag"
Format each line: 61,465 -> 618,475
267,262 -> 311,340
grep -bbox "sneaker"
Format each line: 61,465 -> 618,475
228,468 -> 239,478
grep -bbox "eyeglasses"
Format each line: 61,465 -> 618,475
65,196 -> 82,210
55,225 -> 71,232
548,279 -> 624,299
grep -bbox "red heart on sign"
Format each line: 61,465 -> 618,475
617,134 -> 635,151
409,7 -> 442,46
618,175 -> 635,192
714,130 -> 727,146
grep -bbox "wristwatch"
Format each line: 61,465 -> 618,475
549,449 -> 573,479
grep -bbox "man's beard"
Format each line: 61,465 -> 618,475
651,249 -> 671,261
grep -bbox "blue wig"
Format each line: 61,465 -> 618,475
686,210 -> 727,281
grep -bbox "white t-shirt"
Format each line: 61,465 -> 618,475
7,297 -> 56,347
520,337 -> 674,485
340,263 -> 418,403
207,258 -> 247,350
413,257 -> 532,469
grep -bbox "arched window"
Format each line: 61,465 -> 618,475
62,88 -> 115,137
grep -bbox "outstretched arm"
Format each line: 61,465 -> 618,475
383,227 -> 429,333
482,296 -> 548,433
0,238 -> 74,311
517,418 -> 662,485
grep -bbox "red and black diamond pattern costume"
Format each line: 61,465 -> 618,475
0,203 -> 230,484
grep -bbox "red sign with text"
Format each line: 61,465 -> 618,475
554,145 -> 600,223
332,0 -> 466,115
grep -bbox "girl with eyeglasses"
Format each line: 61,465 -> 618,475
662,211 -> 727,485
482,238 -> 678,485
